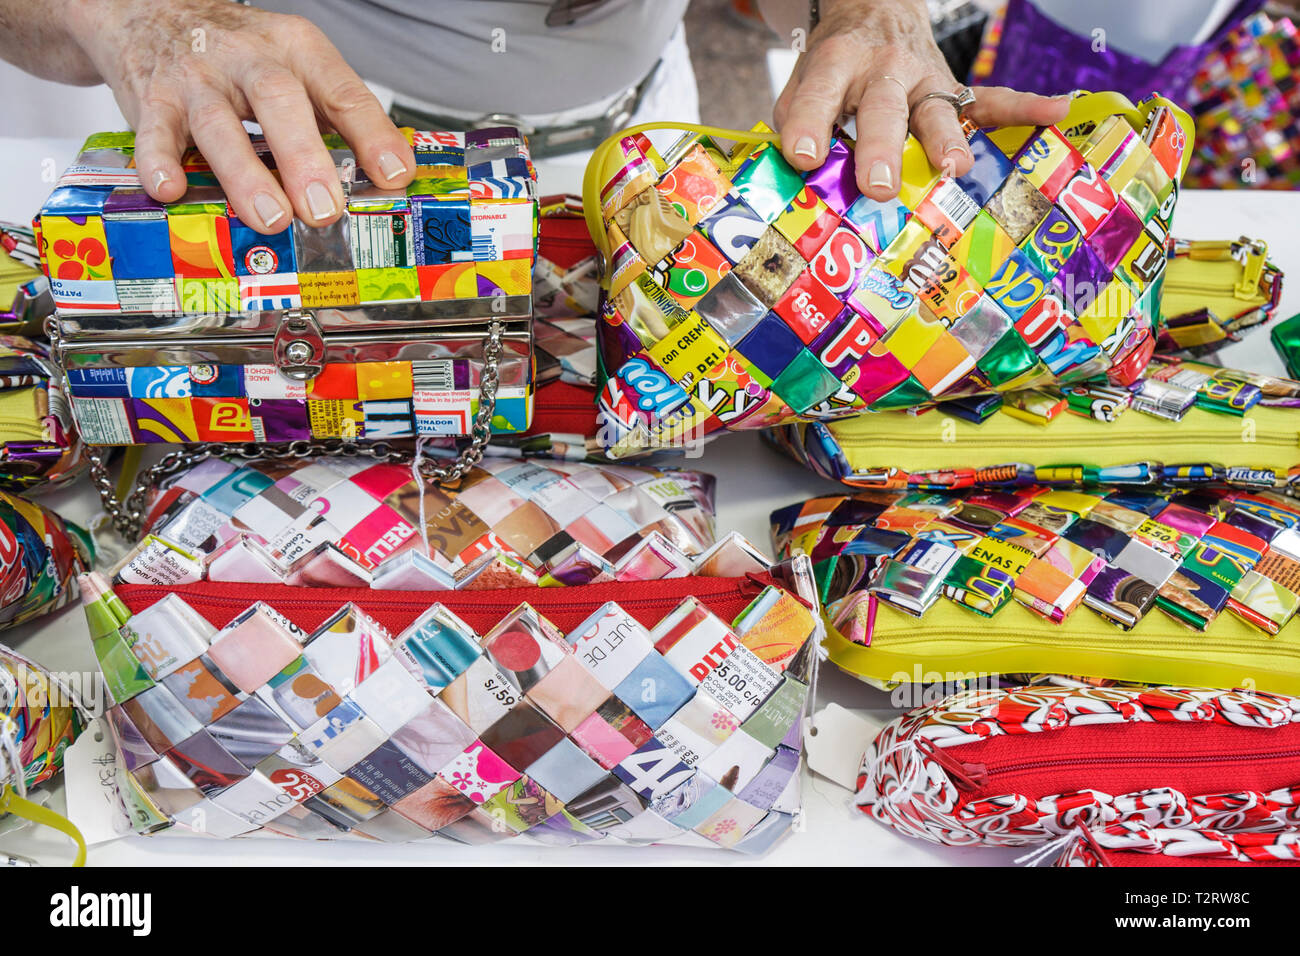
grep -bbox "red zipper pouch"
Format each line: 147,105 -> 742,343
1054,825 -> 1300,866
83,552 -> 822,853
857,683 -> 1300,860
529,193 -> 600,443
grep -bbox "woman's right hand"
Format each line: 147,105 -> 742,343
66,0 -> 415,233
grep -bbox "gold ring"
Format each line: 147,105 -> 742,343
871,74 -> 909,99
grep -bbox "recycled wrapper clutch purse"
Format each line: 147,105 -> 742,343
766,356 -> 1300,491
0,487 -> 91,631
34,127 -> 540,497
0,221 -> 50,336
583,91 -> 1193,458
772,482 -> 1300,695
1158,237 -> 1283,353
116,457 -> 719,591
0,335 -> 82,490
79,537 -> 821,850
857,683 -> 1300,859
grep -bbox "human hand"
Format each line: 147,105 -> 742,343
769,0 -> 1070,200
68,0 -> 415,233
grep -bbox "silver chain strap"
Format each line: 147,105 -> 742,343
88,320 -> 505,540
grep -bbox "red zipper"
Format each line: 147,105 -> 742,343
940,721 -> 1300,804
525,381 -> 597,437
113,572 -> 772,637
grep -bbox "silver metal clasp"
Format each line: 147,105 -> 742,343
274,308 -> 324,382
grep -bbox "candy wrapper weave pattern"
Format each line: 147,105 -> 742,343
1185,11 -> 1300,189
36,127 -> 537,315
1,644 -> 86,793
1054,824 -> 1300,866
774,483 -> 1300,640
970,0 -> 1265,104
858,683 -> 1300,849
0,488 -> 91,631
124,457 -> 716,591
83,549 -> 821,850
1157,237 -> 1284,354
586,92 -> 1192,458
0,336 -> 83,490
36,127 -> 539,444
765,356 -> 1300,492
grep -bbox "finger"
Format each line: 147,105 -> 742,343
241,66 -> 345,226
965,86 -> 1071,128
853,74 -> 911,200
775,39 -> 858,170
909,79 -> 974,179
772,54 -> 802,131
294,33 -> 414,189
186,92 -> 293,234
132,90 -> 190,204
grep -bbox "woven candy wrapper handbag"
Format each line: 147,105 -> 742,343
583,91 -> 1192,458
34,127 -> 539,532
78,455 -> 823,851
766,356 -> 1300,490
857,683 -> 1300,855
1,643 -> 88,865
0,221 -> 50,337
1184,10 -> 1300,190
0,335 -> 83,490
1158,237 -> 1283,353
0,487 -> 91,631
772,481 -> 1300,695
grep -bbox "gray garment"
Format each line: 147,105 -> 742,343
257,0 -> 690,115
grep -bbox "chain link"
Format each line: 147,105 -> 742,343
90,320 -> 506,540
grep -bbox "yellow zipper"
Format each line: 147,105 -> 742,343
825,598 -> 1300,696
827,405 -> 1298,472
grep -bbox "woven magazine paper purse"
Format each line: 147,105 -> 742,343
583,92 -> 1193,458
78,456 -> 821,851
80,555 -> 820,850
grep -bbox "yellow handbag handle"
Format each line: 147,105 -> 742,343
581,92 -> 1194,273
0,785 -> 87,867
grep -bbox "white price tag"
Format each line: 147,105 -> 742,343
63,717 -> 132,846
804,704 -> 881,792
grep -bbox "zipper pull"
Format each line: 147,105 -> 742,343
913,736 -> 988,792
1015,824 -> 1112,867
1235,238 -> 1267,300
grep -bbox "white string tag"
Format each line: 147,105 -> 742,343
804,703 -> 881,793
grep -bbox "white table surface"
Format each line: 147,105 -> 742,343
0,138 -> 1293,867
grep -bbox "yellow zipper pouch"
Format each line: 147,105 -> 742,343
765,356 -> 1300,490
1159,237 -> 1283,352
771,484 -> 1300,696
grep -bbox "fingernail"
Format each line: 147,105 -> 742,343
151,169 -> 170,192
945,143 -> 970,159
377,151 -> 407,181
305,180 -> 337,221
253,192 -> 285,229
793,136 -> 818,160
868,161 -> 893,189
